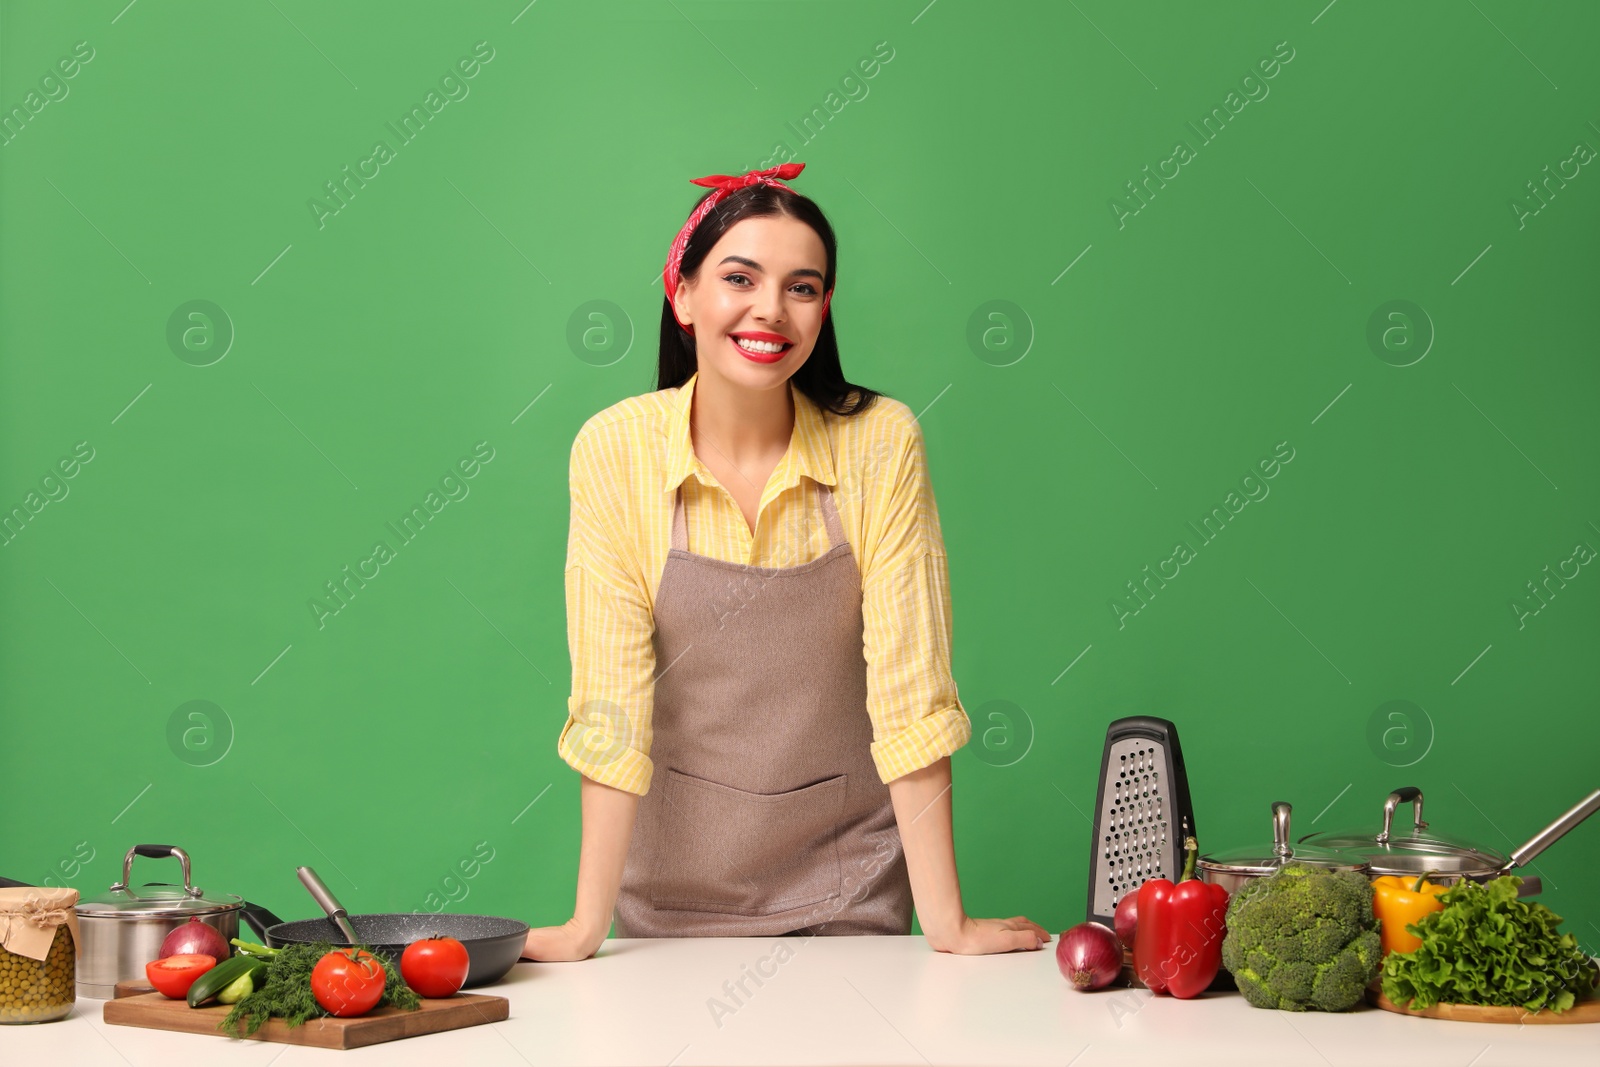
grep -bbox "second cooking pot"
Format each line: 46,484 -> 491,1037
1298,786 -> 1600,888
1198,801 -> 1369,896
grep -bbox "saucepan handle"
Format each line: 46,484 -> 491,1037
240,901 -> 287,943
1504,788 -> 1600,871
1271,802 -> 1293,858
111,844 -> 202,897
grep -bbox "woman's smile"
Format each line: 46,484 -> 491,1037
730,330 -> 794,363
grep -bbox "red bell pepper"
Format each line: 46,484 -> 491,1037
1132,835 -> 1229,998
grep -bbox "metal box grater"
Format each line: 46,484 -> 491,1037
1085,715 -> 1199,926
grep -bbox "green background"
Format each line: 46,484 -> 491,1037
3,1 -> 1596,948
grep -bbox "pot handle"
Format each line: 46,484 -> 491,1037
1504,788 -> 1600,871
111,844 -> 204,898
241,901 -> 287,942
1272,801 -> 1293,859
1378,788 -> 1427,844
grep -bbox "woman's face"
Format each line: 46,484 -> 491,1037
674,215 -> 829,389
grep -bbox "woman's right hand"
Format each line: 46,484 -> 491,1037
521,917 -> 606,962
929,915 -> 1052,955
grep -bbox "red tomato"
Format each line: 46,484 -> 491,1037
145,954 -> 217,999
310,949 -> 386,1017
400,936 -> 470,998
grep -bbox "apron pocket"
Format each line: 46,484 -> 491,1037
649,767 -> 846,916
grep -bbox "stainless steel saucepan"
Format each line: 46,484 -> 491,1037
1197,801 -> 1370,896
73,844 -> 246,999
1298,786 -> 1600,891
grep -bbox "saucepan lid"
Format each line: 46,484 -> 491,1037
75,844 -> 243,917
1296,788 -> 1509,877
1198,801 -> 1370,877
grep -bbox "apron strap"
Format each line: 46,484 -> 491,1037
671,481 -> 847,553
671,483 -> 690,551
816,482 -> 845,549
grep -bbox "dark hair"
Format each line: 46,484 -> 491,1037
657,182 -> 885,417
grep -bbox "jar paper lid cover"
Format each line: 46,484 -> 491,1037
0,887 -> 81,963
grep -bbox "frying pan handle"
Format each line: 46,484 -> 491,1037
1379,787 -> 1427,843
298,866 -> 361,945
297,866 -> 350,921
1504,788 -> 1600,871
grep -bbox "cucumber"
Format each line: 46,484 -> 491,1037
215,966 -> 259,1005
187,955 -> 267,1008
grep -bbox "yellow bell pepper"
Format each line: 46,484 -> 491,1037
1372,871 -> 1448,955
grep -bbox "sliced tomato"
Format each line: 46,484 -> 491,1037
146,953 -> 217,999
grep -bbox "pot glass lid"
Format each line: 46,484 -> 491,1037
76,884 -> 243,914
1297,787 -> 1508,872
1299,833 -> 1506,873
1198,842 -> 1362,873
75,845 -> 242,914
1198,801 -> 1371,874
1332,847 -> 1502,876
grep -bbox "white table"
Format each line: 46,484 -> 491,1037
7,937 -> 1597,1065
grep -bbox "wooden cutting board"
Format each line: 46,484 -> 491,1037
104,984 -> 510,1049
1368,987 -> 1600,1024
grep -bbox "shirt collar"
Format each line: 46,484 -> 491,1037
660,370 -> 838,497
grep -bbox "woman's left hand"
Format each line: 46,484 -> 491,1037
928,915 -> 1052,955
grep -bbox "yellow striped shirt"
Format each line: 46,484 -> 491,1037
556,370 -> 972,796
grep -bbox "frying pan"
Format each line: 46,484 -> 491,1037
241,902 -> 528,988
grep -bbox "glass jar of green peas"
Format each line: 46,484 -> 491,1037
0,887 -> 79,1024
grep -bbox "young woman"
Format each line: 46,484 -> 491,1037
522,163 -> 1048,960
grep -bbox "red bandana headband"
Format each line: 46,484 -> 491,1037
663,162 -> 833,336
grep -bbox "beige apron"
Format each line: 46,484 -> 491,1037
613,479 -> 913,937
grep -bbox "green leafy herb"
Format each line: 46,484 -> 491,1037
1381,874 -> 1599,1013
218,941 -> 421,1038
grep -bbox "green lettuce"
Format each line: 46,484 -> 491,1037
1381,875 -> 1598,1013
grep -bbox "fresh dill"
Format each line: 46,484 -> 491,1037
219,940 -> 420,1038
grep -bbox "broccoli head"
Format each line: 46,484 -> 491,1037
1220,861 -> 1382,1012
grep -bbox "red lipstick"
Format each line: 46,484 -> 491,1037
729,331 -> 794,364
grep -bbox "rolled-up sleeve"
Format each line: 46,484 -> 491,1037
555,426 -> 657,796
861,415 -> 972,783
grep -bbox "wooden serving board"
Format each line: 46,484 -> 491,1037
104,987 -> 509,1049
1368,987 -> 1600,1025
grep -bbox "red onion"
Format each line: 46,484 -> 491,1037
159,918 -> 230,962
1055,921 -> 1122,991
1114,892 -> 1138,951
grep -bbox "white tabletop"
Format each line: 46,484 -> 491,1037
8,936 -> 1598,1065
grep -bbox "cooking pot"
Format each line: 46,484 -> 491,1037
1298,786 -> 1600,889
73,844 -> 244,999
1197,801 -> 1370,896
